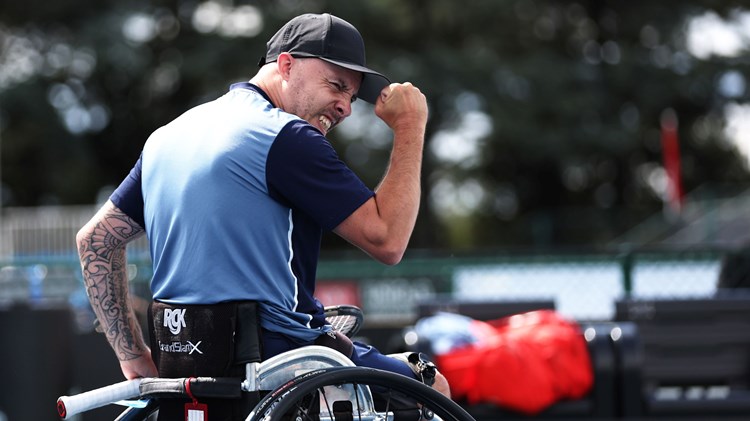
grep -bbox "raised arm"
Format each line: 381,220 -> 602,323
334,82 -> 428,265
76,200 -> 157,380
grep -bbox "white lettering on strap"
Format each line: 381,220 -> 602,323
164,308 -> 187,335
187,340 -> 203,355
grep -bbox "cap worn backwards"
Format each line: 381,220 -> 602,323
260,13 -> 390,104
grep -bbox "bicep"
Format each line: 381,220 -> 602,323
334,197 -> 378,242
334,197 -> 400,264
78,201 -> 145,254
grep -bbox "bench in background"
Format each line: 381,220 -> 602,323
615,295 -> 750,419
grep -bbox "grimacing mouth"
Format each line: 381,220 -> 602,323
319,115 -> 333,132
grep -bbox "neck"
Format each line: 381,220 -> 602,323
250,66 -> 284,110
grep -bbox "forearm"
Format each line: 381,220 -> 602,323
334,83 -> 428,264
372,126 -> 425,246
77,202 -> 149,362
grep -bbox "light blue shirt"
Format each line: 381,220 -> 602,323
112,83 -> 374,342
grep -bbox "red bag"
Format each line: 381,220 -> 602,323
434,310 -> 593,414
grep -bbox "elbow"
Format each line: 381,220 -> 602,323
381,254 -> 403,266
372,243 -> 407,266
341,220 -> 410,265
75,227 -> 90,256
76,224 -> 103,257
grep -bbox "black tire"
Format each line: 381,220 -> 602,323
247,366 -> 474,421
114,399 -> 159,421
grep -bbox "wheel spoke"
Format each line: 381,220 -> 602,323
246,367 -> 474,421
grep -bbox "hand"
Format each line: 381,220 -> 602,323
374,83 -> 428,133
119,349 -> 158,380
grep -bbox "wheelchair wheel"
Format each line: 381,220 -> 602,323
247,366 -> 474,421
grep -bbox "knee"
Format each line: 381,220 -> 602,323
433,370 -> 451,398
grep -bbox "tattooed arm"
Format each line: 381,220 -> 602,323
76,200 -> 158,380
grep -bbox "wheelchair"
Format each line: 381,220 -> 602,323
57,305 -> 474,421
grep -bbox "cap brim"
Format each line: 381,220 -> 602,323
320,58 -> 390,104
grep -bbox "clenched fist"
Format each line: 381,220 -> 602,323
374,83 -> 428,133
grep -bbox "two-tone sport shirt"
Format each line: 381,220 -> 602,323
110,82 -> 374,342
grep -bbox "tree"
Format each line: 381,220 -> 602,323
1,0 -> 748,250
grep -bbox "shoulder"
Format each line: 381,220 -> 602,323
276,119 -> 329,148
268,120 -> 341,174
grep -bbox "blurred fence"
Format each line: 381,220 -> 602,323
0,249 -> 725,330
314,251 -> 723,323
0,205 -> 150,258
0,205 -> 729,327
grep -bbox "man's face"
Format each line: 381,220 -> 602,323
283,57 -> 362,135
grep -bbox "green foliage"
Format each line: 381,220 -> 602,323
0,0 -> 748,249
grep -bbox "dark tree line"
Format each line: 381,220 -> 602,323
1,0 -> 748,251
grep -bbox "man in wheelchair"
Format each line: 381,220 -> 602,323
76,12 -> 449,420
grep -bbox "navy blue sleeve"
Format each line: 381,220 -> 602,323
109,154 -> 145,228
266,121 -> 375,231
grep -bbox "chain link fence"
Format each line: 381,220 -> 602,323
0,205 -> 730,329
315,251 -> 724,324
1,250 -> 725,333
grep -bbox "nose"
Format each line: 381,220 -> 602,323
335,97 -> 352,119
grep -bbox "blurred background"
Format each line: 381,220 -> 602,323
1,0 -> 750,420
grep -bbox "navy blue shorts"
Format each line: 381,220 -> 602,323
262,329 -> 416,380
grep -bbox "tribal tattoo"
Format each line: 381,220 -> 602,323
78,203 -> 146,361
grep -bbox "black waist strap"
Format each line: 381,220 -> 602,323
235,301 -> 262,364
149,300 -> 263,378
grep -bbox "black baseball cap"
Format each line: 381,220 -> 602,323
259,13 -> 390,104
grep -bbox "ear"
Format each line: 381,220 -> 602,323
276,53 -> 294,81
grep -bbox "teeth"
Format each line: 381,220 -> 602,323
319,116 -> 332,132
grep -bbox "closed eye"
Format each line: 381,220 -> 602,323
330,80 -> 357,103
